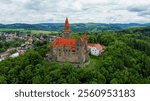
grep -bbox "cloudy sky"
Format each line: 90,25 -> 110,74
0,0 -> 150,24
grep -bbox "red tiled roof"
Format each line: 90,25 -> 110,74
64,17 -> 70,27
64,17 -> 71,33
87,44 -> 95,47
51,37 -> 88,50
63,30 -> 71,33
87,44 -> 104,50
51,37 -> 77,49
95,44 -> 103,50
83,32 -> 87,39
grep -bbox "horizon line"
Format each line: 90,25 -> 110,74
0,22 -> 150,25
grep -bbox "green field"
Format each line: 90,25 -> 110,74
0,28 -> 58,34
30,30 -> 57,34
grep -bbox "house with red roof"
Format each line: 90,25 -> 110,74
88,44 -> 105,56
50,18 -> 89,63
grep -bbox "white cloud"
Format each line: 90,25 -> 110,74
0,0 -> 150,24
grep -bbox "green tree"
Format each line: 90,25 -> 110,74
0,75 -> 7,84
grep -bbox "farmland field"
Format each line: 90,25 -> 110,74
0,28 -> 58,34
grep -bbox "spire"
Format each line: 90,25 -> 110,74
63,17 -> 71,37
83,32 -> 87,39
64,17 -> 70,27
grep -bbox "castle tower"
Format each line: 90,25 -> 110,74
83,32 -> 87,46
83,32 -> 87,39
62,17 -> 71,38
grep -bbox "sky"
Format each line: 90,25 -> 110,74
0,0 -> 150,24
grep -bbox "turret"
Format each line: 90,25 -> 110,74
83,32 -> 87,39
62,17 -> 71,38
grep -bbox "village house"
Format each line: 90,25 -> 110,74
5,33 -> 15,41
25,37 -> 33,45
0,57 -> 4,61
39,34 -> 45,40
0,52 -> 10,60
0,48 -> 16,60
10,52 -> 19,58
17,47 -> 26,55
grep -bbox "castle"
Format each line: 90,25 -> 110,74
50,18 -> 89,63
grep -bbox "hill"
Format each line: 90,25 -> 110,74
118,26 -> 150,36
0,23 -> 150,32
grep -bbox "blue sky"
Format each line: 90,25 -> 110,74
0,0 -> 150,24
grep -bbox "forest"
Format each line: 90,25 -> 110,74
0,27 -> 150,84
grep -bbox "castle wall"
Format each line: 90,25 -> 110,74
52,43 -> 89,63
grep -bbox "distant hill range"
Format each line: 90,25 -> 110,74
0,23 -> 150,32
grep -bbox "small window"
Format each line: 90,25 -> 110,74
59,53 -> 61,56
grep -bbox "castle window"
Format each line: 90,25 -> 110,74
59,52 -> 61,56
72,50 -> 75,52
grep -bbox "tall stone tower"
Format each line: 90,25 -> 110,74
62,17 -> 71,38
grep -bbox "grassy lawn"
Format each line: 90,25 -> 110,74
86,55 -> 102,69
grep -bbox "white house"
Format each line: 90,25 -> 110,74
88,44 -> 105,56
10,52 -> 19,58
0,57 -> 5,62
